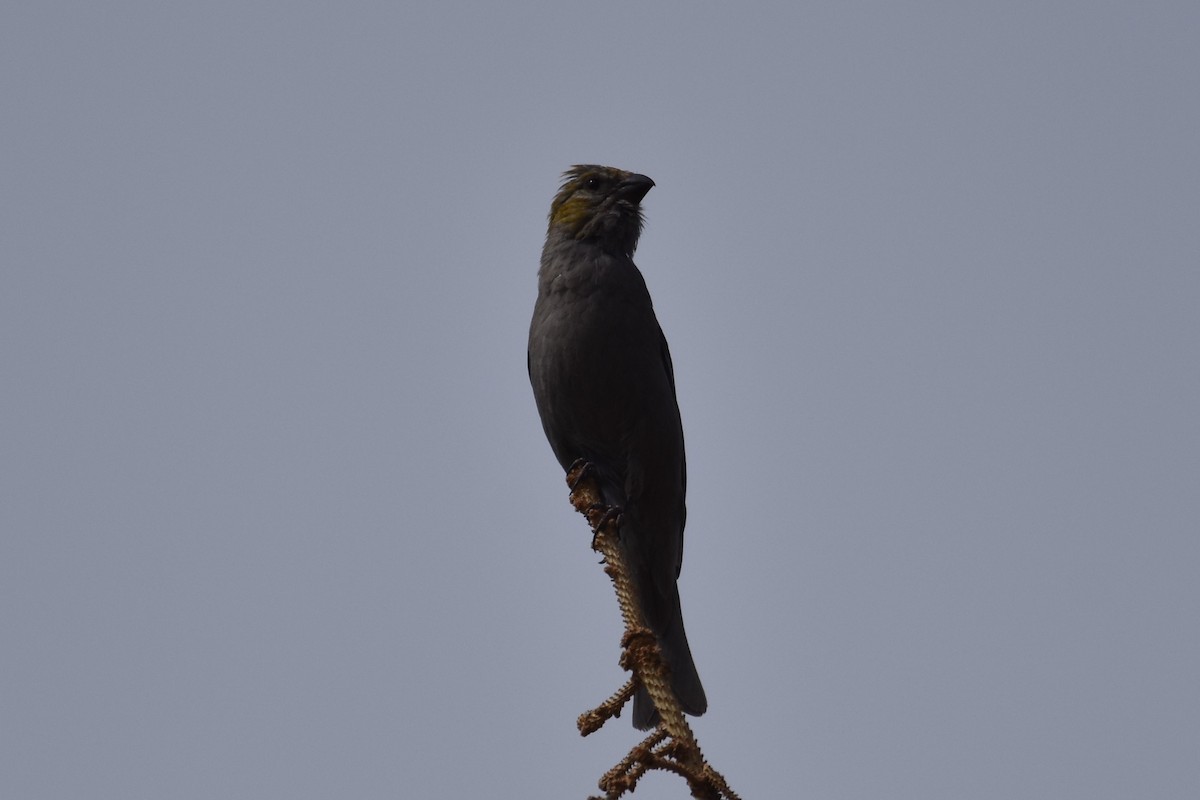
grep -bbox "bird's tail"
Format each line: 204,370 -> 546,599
632,593 -> 707,730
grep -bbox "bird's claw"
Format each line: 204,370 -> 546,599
590,504 -> 623,529
566,458 -> 595,491
588,504 -> 623,547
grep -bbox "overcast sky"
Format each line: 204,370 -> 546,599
3,2 -> 1198,798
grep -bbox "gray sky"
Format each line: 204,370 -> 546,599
3,2 -> 1197,798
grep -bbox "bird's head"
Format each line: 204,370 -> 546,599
547,165 -> 654,256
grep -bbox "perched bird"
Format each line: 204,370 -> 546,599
528,165 -> 706,729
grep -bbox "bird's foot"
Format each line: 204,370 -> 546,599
566,458 -> 595,491
588,504 -> 623,544
564,459 -> 622,543
589,503 -> 623,528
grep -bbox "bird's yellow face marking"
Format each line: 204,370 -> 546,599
549,192 -> 595,231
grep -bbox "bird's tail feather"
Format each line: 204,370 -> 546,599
632,601 -> 706,730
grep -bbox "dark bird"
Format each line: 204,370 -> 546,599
528,165 -> 706,729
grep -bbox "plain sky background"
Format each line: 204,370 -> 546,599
3,2 -> 1197,798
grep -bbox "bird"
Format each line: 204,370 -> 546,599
527,165 -> 706,729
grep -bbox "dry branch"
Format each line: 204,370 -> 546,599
565,461 -> 741,800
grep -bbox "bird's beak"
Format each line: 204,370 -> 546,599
616,173 -> 655,203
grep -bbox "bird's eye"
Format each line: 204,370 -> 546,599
584,177 -> 601,190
